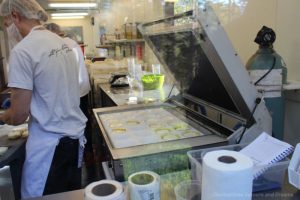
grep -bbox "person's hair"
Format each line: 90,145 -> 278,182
0,0 -> 48,22
44,23 -> 65,37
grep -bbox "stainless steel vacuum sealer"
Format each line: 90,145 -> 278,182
93,2 -> 271,181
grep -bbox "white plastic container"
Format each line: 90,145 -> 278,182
187,144 -> 290,192
97,48 -> 108,57
288,143 -> 300,189
174,180 -> 201,200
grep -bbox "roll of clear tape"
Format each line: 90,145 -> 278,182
128,171 -> 160,200
201,150 -> 253,200
84,180 -> 125,200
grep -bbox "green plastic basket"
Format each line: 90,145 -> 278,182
142,74 -> 164,90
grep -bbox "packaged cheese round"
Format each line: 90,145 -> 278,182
7,127 -> 27,140
21,130 -> 29,138
8,129 -> 22,140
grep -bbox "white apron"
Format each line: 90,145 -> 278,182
21,121 -> 85,199
18,25 -> 86,199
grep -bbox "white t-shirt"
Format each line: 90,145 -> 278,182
62,37 -> 91,97
8,28 -> 87,138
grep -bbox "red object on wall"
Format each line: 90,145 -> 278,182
136,44 -> 143,60
80,44 -> 86,54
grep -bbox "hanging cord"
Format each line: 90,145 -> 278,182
167,83 -> 175,99
254,56 -> 276,85
236,97 -> 261,144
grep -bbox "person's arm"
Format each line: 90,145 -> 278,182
0,114 -> 4,125
0,88 -> 32,125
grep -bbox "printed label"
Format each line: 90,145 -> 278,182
249,69 -> 283,98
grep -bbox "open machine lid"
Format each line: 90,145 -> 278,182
138,2 -> 258,121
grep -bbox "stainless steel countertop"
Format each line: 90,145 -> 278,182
99,83 -> 179,106
0,125 -> 27,168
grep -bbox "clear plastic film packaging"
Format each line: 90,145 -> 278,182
201,150 -> 253,200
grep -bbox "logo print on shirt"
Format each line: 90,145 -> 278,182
48,44 -> 72,57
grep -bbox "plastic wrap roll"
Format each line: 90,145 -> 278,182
128,171 -> 160,200
84,180 -> 125,200
201,150 -> 253,200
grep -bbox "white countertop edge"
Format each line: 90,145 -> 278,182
284,80 -> 300,90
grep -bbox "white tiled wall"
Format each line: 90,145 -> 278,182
276,0 -> 300,81
95,0 -> 164,33
50,0 -> 300,82
48,18 -> 95,56
211,0 -> 277,66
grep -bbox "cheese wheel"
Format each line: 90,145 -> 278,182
8,130 -> 22,140
8,127 -> 27,140
21,130 -> 29,138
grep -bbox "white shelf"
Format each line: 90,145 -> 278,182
104,39 -> 144,45
283,80 -> 300,90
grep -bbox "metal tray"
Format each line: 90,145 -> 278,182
100,107 -> 207,148
94,103 -> 227,160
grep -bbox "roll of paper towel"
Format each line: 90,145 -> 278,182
84,180 -> 125,200
128,171 -> 160,200
201,150 -> 253,200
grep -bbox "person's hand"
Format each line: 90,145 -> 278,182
0,114 -> 4,125
0,98 -> 9,125
1,98 -> 11,109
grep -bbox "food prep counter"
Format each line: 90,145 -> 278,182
97,83 -> 178,107
91,83 -> 182,177
0,124 -> 27,200
94,102 -> 228,181
26,171 -> 300,200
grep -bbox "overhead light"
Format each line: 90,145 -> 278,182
51,16 -> 85,19
51,12 -> 89,17
49,3 -> 97,8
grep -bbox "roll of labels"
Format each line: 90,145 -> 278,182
84,171 -> 160,200
128,171 -> 160,200
85,180 -> 125,200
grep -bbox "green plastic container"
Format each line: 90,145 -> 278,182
142,74 -> 164,90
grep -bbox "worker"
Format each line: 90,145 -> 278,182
0,0 -> 87,199
44,23 -> 91,100
4,12 -> 22,50
44,23 -> 95,181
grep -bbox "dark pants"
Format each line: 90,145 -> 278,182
43,137 -> 81,195
80,94 -> 94,167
